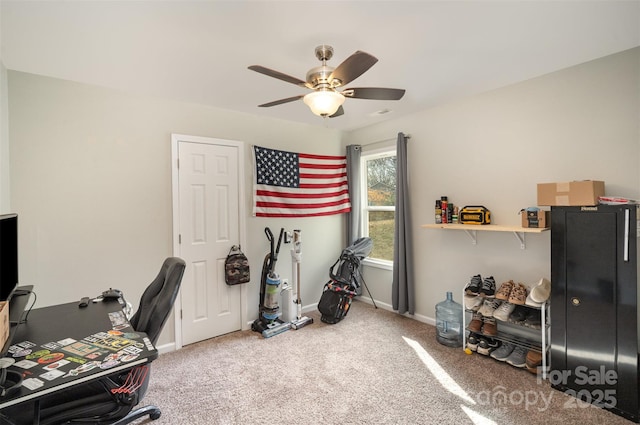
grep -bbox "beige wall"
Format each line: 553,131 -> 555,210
6,47 -> 639,346
7,72 -> 346,347
345,47 -> 640,323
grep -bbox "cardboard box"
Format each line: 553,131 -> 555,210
0,301 -> 8,348
537,180 -> 605,206
522,210 -> 550,228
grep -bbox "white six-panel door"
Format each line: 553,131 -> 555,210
172,135 -> 247,347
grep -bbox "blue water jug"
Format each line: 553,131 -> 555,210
435,291 -> 463,347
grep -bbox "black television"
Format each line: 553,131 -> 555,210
0,214 -> 18,302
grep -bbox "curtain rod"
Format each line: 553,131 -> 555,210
362,133 -> 411,148
375,134 -> 411,144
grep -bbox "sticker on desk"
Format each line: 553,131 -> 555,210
57,338 -> 77,346
22,377 -> 45,390
66,356 -> 87,364
12,349 -> 32,358
108,311 -> 128,327
119,353 -> 139,362
42,359 -> 70,371
61,342 -> 101,357
83,334 -> 134,352
65,361 -> 98,377
41,342 -> 62,350
37,353 -> 65,365
14,359 -> 38,369
123,332 -> 141,340
99,359 -> 120,370
107,330 -> 123,336
40,369 -> 65,381
25,350 -> 50,360
113,323 -> 130,331
142,337 -> 154,351
121,346 -> 143,355
11,341 -> 36,350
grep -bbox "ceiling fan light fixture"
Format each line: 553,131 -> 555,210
303,90 -> 345,117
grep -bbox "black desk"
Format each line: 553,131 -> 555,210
0,299 -> 157,413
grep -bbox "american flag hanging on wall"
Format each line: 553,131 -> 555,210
253,145 -> 351,218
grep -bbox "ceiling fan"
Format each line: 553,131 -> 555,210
248,45 -> 405,118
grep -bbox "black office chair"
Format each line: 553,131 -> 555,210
1,257 -> 186,425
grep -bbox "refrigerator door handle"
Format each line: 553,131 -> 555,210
624,208 -> 629,262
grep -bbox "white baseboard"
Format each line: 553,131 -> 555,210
354,296 -> 436,326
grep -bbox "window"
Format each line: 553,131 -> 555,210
361,147 -> 396,266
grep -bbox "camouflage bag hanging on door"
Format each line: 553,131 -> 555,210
225,245 -> 250,285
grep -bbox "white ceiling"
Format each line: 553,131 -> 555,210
2,1 -> 639,131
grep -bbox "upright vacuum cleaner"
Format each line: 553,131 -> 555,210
251,227 -> 291,338
290,230 -> 313,330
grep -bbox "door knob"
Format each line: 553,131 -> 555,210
571,297 -> 580,306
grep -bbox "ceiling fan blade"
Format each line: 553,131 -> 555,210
342,87 -> 406,100
248,65 -> 308,88
329,51 -> 378,86
329,105 -> 344,118
258,95 -> 305,108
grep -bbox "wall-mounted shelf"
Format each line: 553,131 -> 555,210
421,223 -> 549,249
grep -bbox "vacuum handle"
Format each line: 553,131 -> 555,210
275,228 -> 284,256
268,228 -> 285,274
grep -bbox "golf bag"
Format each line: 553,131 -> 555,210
318,237 -> 373,324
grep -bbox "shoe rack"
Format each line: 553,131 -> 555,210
462,290 -> 550,378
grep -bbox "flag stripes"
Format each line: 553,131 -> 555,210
253,145 -> 351,218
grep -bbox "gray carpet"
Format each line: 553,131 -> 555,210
135,301 -> 632,424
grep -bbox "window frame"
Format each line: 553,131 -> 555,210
360,144 -> 396,270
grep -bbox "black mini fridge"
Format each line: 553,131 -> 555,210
551,205 -> 639,422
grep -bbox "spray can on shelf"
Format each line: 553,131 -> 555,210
441,196 -> 448,224
435,200 -> 442,224
452,206 -> 459,224
435,292 -> 463,347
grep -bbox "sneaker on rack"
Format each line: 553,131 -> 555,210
490,342 -> 516,361
523,309 -> 542,329
493,302 -> 515,321
464,275 -> 483,295
468,312 -> 483,333
509,306 -> 527,323
478,298 -> 501,317
464,294 -> 483,311
495,280 -> 515,301
508,283 -> 528,305
525,350 -> 543,374
477,338 -> 501,356
479,276 -> 496,298
506,346 -> 528,368
482,316 -> 498,336
466,333 -> 481,352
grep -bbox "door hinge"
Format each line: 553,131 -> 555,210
179,234 -> 182,244
177,158 -> 180,169
180,309 -> 183,319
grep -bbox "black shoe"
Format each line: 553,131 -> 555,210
509,305 -> 527,323
464,275 -> 482,295
466,333 -> 480,352
478,338 -> 501,355
524,310 -> 541,329
479,276 -> 496,298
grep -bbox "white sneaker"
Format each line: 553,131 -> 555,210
493,302 -> 515,321
464,294 -> 483,311
478,299 -> 501,317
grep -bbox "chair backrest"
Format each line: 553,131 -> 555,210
129,257 -> 186,345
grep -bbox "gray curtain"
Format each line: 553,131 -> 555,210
392,132 -> 415,314
346,145 -> 362,245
